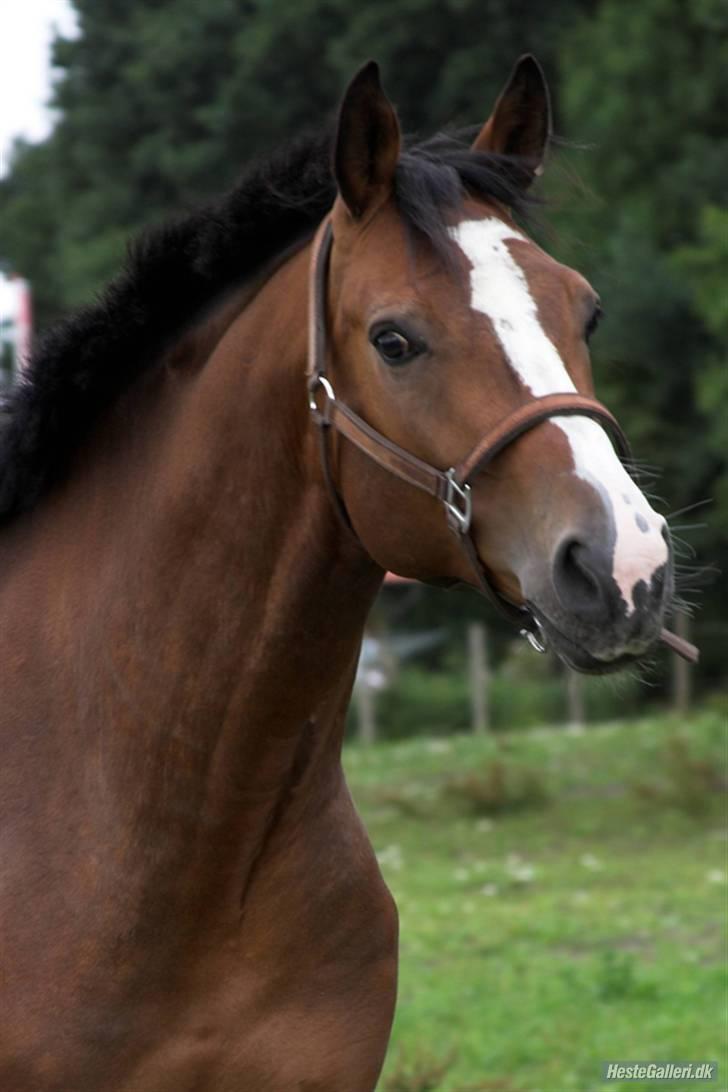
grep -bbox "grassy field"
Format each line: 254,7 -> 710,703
343,708 -> 728,1092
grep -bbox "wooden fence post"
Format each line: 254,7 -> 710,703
356,680 -> 377,745
566,667 -> 585,730
468,622 -> 490,734
671,610 -> 692,716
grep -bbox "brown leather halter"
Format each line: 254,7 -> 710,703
306,218 -> 698,663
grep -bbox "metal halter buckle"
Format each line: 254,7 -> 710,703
307,373 -> 335,425
443,469 -> 472,535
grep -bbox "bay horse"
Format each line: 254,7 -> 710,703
0,57 -> 686,1090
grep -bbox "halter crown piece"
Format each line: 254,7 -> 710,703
306,218 -> 698,665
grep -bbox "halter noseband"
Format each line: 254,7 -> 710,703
306,218 -> 698,664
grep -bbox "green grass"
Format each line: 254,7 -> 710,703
343,709 -> 728,1092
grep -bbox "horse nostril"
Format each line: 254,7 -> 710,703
552,536 -> 610,619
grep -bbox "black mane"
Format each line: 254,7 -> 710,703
0,128 -> 531,521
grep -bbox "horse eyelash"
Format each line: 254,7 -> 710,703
586,304 -> 604,341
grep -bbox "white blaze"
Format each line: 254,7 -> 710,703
450,217 -> 668,615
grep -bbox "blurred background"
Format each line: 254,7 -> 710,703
1,2 -> 726,1088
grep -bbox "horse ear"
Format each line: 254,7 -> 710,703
472,55 -> 552,183
334,61 -> 401,219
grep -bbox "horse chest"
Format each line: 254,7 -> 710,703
1,802 -> 398,1092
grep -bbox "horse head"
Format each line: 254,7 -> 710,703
314,58 -> 673,673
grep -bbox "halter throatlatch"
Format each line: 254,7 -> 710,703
307,218 -> 699,665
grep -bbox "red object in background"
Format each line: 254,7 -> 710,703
0,273 -> 32,377
13,275 -> 32,372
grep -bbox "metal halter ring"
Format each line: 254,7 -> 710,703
308,373 -> 335,425
520,624 -> 548,654
443,469 -> 472,535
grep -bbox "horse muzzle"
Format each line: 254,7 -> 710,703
522,532 -> 674,673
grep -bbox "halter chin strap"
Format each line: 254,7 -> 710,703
306,218 -> 698,664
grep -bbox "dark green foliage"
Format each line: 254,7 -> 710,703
382,1047 -> 519,1092
443,757 -> 549,816
593,950 -> 659,1002
358,656 -> 643,740
633,733 -> 727,815
551,0 -> 728,681
381,1050 -> 455,1092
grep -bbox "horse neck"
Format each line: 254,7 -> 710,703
7,241 -> 382,874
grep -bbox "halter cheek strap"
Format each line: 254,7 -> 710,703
307,218 -> 698,665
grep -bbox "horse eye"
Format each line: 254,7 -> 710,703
585,304 -> 604,342
371,328 -> 420,365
